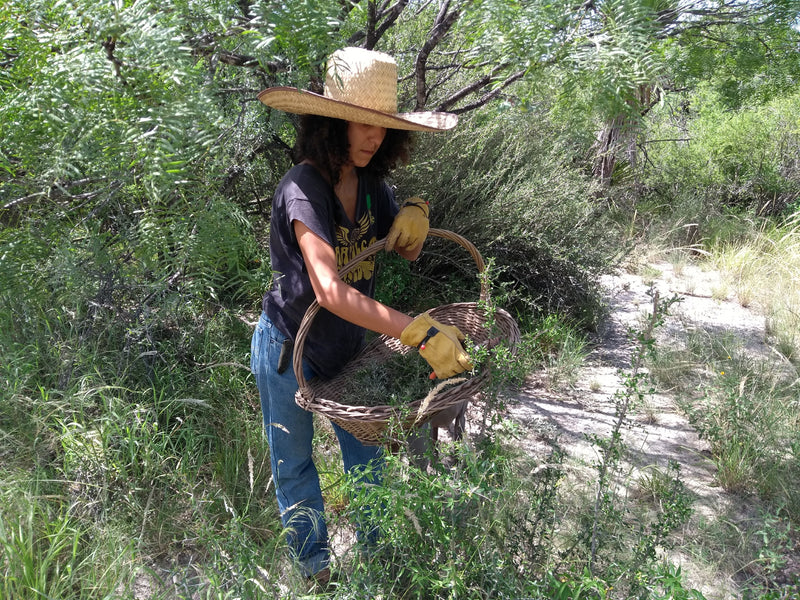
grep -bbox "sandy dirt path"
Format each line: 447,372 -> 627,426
505,260 -> 798,598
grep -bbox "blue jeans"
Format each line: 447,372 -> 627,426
250,311 -> 383,576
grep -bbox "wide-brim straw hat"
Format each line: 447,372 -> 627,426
258,47 -> 457,132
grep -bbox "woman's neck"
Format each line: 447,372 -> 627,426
334,165 -> 358,221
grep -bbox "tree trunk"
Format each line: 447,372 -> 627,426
592,84 -> 657,188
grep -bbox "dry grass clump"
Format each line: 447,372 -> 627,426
713,217 -> 800,364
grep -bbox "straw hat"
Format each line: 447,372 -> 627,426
257,47 -> 457,132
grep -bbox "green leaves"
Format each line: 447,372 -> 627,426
562,0 -> 668,121
1,0 -> 224,204
250,0 -> 342,76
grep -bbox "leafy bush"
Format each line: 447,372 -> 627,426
392,109 -> 614,327
642,88 -> 800,220
339,436 -> 564,599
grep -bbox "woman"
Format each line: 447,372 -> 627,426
251,47 -> 473,583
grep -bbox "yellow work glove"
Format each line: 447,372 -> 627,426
400,312 -> 474,379
385,197 -> 429,252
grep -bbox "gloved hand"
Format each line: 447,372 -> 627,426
400,312 -> 474,379
385,197 -> 429,252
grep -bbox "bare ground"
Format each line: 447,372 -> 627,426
504,259 -> 799,599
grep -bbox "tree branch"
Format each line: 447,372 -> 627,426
366,0 -> 378,48
414,0 -> 468,110
440,68 -> 525,114
347,0 -> 409,46
101,37 -> 127,84
641,138 -> 691,144
3,177 -> 120,210
191,44 -> 286,75
436,63 -> 508,111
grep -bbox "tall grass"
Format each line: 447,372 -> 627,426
653,327 -> 800,594
0,478 -> 134,600
712,215 -> 800,364
640,216 -> 800,597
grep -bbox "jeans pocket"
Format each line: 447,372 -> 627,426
250,321 -> 264,376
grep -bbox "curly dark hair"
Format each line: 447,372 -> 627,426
293,114 -> 413,185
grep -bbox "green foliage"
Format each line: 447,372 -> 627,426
681,354 -> 800,519
136,196 -> 267,304
0,196 -> 261,400
645,285 -> 799,593
254,0 -> 343,72
642,89 -> 800,219
340,436 -> 564,599
2,0 -> 799,596
0,473 -> 134,599
574,290 -> 699,597
531,565 -> 707,600
374,250 -> 422,308
1,1 -> 222,199
533,313 -> 591,388
562,0 -> 669,122
395,108 -> 613,327
631,461 -> 694,566
669,5 -> 800,110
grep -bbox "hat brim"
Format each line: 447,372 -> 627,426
258,87 -> 457,132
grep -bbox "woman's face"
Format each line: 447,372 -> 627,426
347,121 -> 387,167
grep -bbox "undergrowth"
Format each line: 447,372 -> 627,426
712,215 -> 800,364
639,218 -> 800,597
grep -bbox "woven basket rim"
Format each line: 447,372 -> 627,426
295,302 -> 520,419
292,230 -> 487,392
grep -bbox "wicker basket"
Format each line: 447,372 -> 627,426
293,229 -> 520,445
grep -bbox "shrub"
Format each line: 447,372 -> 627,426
642,88 -> 800,220
392,109 -> 615,328
340,436 -> 564,599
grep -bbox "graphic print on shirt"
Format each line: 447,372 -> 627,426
335,212 -> 376,284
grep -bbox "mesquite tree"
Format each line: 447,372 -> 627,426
557,0 -> 800,188
4,0 -> 797,211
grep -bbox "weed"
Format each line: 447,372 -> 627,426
340,435 -> 564,599
631,461 -> 694,567
711,283 -> 730,301
639,264 -> 663,285
0,478 -> 134,599
576,288 -> 700,597
532,313 -> 590,389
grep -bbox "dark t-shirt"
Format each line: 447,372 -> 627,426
263,164 -> 399,379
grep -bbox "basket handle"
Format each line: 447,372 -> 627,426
292,228 -> 487,389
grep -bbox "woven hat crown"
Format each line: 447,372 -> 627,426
257,47 -> 457,131
324,48 -> 398,114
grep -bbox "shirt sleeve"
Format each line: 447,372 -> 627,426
281,166 -> 335,247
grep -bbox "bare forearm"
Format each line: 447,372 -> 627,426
295,221 -> 417,340
394,241 -> 422,261
315,279 -> 412,339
